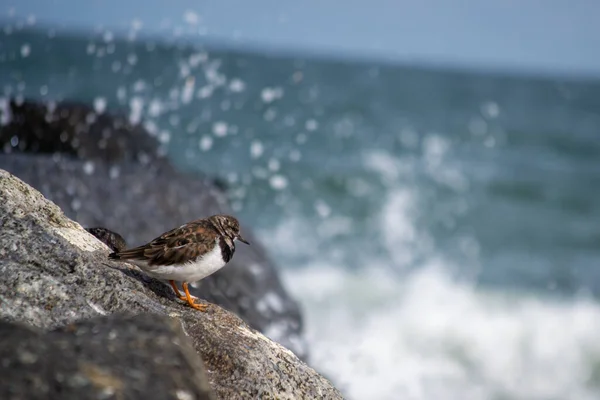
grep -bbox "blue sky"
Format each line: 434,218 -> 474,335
5,0 -> 600,76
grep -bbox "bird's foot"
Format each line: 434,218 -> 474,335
188,301 -> 209,312
182,282 -> 209,312
170,280 -> 191,301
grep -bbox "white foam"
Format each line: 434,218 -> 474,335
265,147 -> 600,399
283,264 -> 600,400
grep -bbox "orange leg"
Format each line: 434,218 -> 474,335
169,280 -> 186,301
182,282 -> 208,312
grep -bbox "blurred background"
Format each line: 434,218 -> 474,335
2,1 -> 600,399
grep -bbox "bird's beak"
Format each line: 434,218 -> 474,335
237,235 -> 250,245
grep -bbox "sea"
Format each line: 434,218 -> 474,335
2,23 -> 600,400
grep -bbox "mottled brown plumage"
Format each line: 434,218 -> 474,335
109,215 -> 249,311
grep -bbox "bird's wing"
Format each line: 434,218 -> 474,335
112,220 -> 217,266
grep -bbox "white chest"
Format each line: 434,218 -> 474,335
135,241 -> 227,283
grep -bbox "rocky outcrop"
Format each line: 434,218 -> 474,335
0,98 -> 305,358
0,98 -> 163,163
0,314 -> 215,400
0,170 -> 343,399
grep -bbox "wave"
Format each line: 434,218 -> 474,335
283,264 -> 600,400
260,149 -> 600,399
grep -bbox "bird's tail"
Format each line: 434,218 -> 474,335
108,245 -> 148,261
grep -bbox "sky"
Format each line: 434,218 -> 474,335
4,0 -> 600,77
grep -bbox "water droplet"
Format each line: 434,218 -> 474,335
468,117 -> 487,136
127,53 -> 138,65
199,135 -> 213,151
71,198 -> 81,211
197,85 -> 213,99
229,78 -> 246,93
314,200 -> 331,218
158,130 -> 170,144
128,97 -> 144,125
289,150 -> 301,162
268,158 -> 280,172
263,108 -> 277,121
93,97 -> 106,114
146,101 -> 161,119
481,101 -> 500,118
116,87 -> 127,101
133,80 -> 146,92
212,121 -> 228,137
20,44 -> 31,58
269,175 -> 288,190
103,30 -> 114,43
83,161 -> 95,175
305,119 -> 318,131
250,141 -> 263,159
181,77 -> 195,104
296,133 -> 307,144
252,167 -> 268,179
111,61 -> 121,72
109,166 -> 120,179
261,87 -> 284,103
183,10 -> 200,25
131,19 -> 143,31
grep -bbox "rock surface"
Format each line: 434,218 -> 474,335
0,98 -> 305,358
0,170 -> 343,400
0,98 -> 163,163
0,314 -> 215,400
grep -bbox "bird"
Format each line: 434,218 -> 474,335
86,227 -> 127,253
108,214 -> 249,311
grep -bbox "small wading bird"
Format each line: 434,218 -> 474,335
109,214 -> 249,311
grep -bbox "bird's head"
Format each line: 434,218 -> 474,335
209,214 -> 250,245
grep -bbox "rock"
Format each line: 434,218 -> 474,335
0,153 -> 305,358
0,153 -> 225,247
0,98 -> 164,163
0,314 -> 215,400
0,170 -> 344,399
0,98 -> 305,358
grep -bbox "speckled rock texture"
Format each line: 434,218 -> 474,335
0,314 -> 215,400
0,170 -> 344,400
0,98 -> 305,358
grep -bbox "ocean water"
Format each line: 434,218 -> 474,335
2,25 -> 600,399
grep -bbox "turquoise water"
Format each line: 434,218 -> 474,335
3,26 -> 600,399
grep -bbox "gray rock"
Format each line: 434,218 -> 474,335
0,314 -> 215,400
0,97 -> 305,358
0,152 -> 306,359
0,170 -> 344,400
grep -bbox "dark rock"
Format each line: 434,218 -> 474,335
0,153 -> 305,358
0,170 -> 344,399
0,98 -> 164,163
0,97 -> 305,358
0,314 -> 215,400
